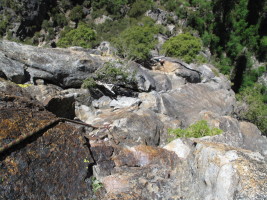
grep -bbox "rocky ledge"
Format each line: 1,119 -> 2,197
0,41 -> 266,200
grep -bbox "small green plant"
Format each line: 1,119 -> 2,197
91,176 -> 103,193
82,77 -> 97,90
195,55 -> 207,64
128,0 -> 154,18
211,68 -> 220,77
17,84 -> 32,88
168,120 -> 222,140
83,158 -> 90,163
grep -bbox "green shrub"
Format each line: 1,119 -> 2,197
7,31 -> 12,40
53,13 -> 68,27
95,62 -> 130,82
95,17 -> 135,42
59,0 -> 73,11
0,18 -> 8,36
95,16 -> 158,46
113,22 -> 159,62
162,33 -> 202,63
258,36 -> 267,61
2,0 -> 21,11
91,8 -> 108,19
69,5 -> 83,22
175,6 -> 188,19
83,0 -> 91,8
215,56 -> 232,75
58,26 -> 73,37
41,20 -> 53,31
92,0 -> 128,18
82,77 -> 97,89
46,27 -> 55,40
168,120 -> 223,140
237,84 -> 267,135
195,55 -> 207,64
161,0 -> 177,12
128,0 -> 153,18
57,23 -> 96,48
241,66 -> 266,89
82,61 -> 136,89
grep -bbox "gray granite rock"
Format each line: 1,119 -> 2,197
0,51 -> 26,83
0,40 -> 104,88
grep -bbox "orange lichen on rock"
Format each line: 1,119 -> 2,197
0,109 -> 56,147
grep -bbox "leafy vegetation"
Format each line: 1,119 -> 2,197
17,84 -> 32,88
241,66 -> 266,89
82,61 -> 137,89
162,33 -> 202,63
237,84 -> 267,135
82,78 -> 97,90
57,23 -> 96,48
92,0 -> 128,18
0,18 -> 8,37
69,5 -> 84,23
128,0 -> 154,18
113,20 -> 160,62
188,0 -> 266,66
53,13 -> 68,27
168,120 -> 223,140
91,176 -> 103,193
94,17 -> 136,43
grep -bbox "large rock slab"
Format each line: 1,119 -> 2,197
0,40 -> 104,88
88,138 -> 267,200
0,80 -> 94,199
0,40 -> 158,93
160,83 -> 235,126
83,107 -> 165,147
164,139 -> 267,200
0,52 -> 26,83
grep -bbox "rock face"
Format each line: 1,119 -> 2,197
1,0 -> 52,39
146,8 -> 176,26
76,56 -> 235,133
258,72 -> 267,87
88,138 -> 267,200
0,40 -> 104,88
164,139 -> 267,200
200,111 -> 267,157
0,40 -> 157,92
24,84 -> 77,119
0,51 -> 26,83
1,41 -> 267,199
0,80 -> 93,199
